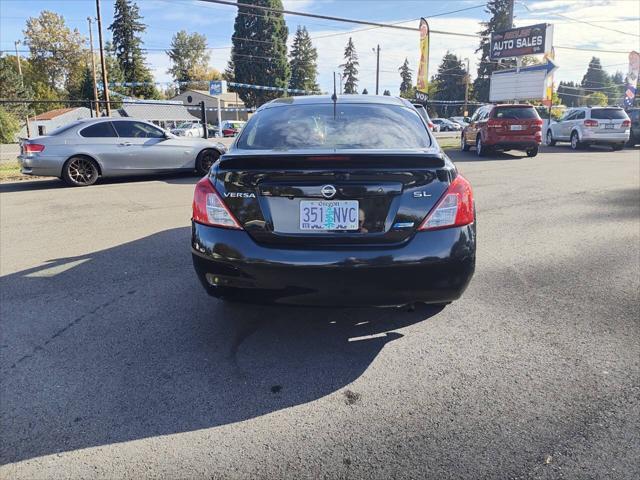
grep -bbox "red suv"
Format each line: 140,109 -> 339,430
461,104 -> 543,157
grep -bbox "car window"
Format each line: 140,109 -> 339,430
493,107 -> 540,119
575,111 -> 585,120
590,109 -> 628,120
49,121 -> 84,136
237,103 -> 431,150
113,121 -> 165,138
79,122 -> 118,138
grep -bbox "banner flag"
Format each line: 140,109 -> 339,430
416,18 -> 430,94
624,51 -> 640,108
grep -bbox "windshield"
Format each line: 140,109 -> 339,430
237,103 -> 431,150
176,122 -> 194,128
591,109 -> 628,120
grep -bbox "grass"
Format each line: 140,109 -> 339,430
0,161 -> 23,182
437,137 -> 461,150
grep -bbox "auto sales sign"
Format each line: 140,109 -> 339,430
490,23 -> 553,60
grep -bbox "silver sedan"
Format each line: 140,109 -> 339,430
18,117 -> 226,186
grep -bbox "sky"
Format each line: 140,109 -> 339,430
1,0 -> 639,96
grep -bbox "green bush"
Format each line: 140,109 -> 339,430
0,107 -> 21,143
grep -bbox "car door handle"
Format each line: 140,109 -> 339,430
119,142 -> 132,146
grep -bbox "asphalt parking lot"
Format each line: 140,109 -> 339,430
1,146 -> 639,479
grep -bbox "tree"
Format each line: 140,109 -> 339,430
340,37 -> 359,94
0,108 -> 21,143
23,11 -> 87,92
383,89 -> 391,96
581,57 -> 609,94
109,0 -> 158,98
0,56 -> 34,119
585,91 -> 608,106
432,52 -> 466,116
289,26 -> 320,93
474,0 -> 515,102
167,30 -> 210,91
230,0 -> 290,108
398,58 -> 413,97
362,88 -> 368,94
557,81 -> 582,107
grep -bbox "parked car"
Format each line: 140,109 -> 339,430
18,118 -> 227,186
192,95 -> 476,307
449,116 -> 469,128
461,104 -> 542,157
411,104 -> 439,132
221,120 -> 246,137
433,118 -> 462,131
546,106 -> 630,150
625,107 -> 639,146
171,121 -> 204,137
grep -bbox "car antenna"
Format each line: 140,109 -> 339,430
332,72 -> 338,119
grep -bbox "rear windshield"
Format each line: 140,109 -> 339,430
48,121 -> 83,136
493,107 -> 540,120
591,109 -> 628,120
237,103 -> 431,150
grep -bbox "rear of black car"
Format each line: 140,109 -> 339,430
191,96 -> 476,306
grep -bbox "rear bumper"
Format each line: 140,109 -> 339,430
17,154 -> 65,177
579,131 -> 629,144
191,222 -> 476,306
485,133 -> 541,150
486,141 -> 539,150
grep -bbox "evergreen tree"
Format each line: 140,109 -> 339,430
167,30 -> 210,91
109,0 -> 158,98
557,81 -> 582,107
289,26 -> 320,93
340,37 -> 359,94
581,57 -> 609,94
398,58 -> 413,96
474,0 -> 514,102
231,0 -> 290,107
362,88 -> 368,94
432,52 -> 467,116
608,71 -> 626,105
383,89 -> 391,96
0,56 -> 34,119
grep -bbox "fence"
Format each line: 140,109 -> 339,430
0,98 -> 256,141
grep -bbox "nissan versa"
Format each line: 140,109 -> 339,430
191,95 -> 476,307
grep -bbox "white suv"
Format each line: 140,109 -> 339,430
546,107 -> 630,150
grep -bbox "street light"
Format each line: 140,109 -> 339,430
372,45 -> 380,95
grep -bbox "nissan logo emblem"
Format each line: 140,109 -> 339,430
321,184 -> 337,199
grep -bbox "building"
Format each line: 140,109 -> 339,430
171,90 -> 250,123
114,102 -> 199,130
20,107 -> 92,138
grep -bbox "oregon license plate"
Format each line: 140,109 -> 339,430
510,124 -> 524,131
605,123 -> 615,129
299,200 -> 359,231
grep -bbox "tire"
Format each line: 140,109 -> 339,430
570,131 -> 582,150
461,133 -> 470,151
546,130 -> 556,146
612,144 -> 624,151
526,146 -> 539,157
62,156 -> 99,187
476,136 -> 487,157
196,149 -> 220,176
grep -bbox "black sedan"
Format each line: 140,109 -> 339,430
191,95 -> 476,307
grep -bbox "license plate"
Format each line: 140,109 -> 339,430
605,124 -> 615,129
299,200 -> 359,231
510,125 -> 524,131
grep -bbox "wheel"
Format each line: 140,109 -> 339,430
546,130 -> 556,146
461,133 -> 470,151
196,149 -> 220,176
612,144 -> 624,151
526,146 -> 539,157
570,131 -> 582,150
476,136 -> 487,157
62,156 -> 99,186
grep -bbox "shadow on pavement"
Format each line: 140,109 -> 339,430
0,227 -> 442,464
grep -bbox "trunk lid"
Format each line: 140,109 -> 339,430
212,151 -> 453,246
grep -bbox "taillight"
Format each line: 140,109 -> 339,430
533,119 -> 543,131
418,174 -> 474,231
584,119 -> 598,127
487,119 -> 500,128
192,177 -> 242,229
428,122 -> 434,130
622,120 -> 631,127
24,143 -> 45,153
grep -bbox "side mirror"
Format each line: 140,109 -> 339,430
464,117 -> 470,123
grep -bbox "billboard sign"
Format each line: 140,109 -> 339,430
416,18 -> 430,95
624,51 -> 640,107
209,80 -> 227,96
490,23 -> 553,60
489,60 -> 558,102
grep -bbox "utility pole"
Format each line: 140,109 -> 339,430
95,0 -> 111,116
87,17 -> 100,117
463,57 -> 470,117
507,0 -> 514,28
374,45 -> 380,95
15,40 -> 31,137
